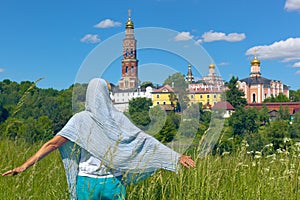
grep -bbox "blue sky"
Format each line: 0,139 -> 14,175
1,0 -> 300,90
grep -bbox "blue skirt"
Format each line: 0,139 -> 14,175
76,175 -> 126,200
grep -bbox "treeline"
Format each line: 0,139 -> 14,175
1,77 -> 300,155
0,79 -> 87,143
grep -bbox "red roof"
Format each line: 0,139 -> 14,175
152,85 -> 175,93
212,101 -> 235,110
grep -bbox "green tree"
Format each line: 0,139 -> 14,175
0,101 -> 8,123
289,89 -> 300,102
228,107 -> 259,136
291,111 -> 300,138
225,76 -> 247,108
258,104 -> 270,125
164,72 -> 189,110
263,93 -> 290,102
265,120 -> 291,150
278,105 -> 290,120
145,105 -> 167,135
128,97 -> 152,127
140,81 -> 154,89
154,115 -> 177,143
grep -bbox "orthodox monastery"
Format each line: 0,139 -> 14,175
237,55 -> 289,104
111,11 -> 291,113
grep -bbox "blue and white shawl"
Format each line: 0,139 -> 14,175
57,78 -> 180,200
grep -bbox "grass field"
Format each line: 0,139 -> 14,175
1,138 -> 300,200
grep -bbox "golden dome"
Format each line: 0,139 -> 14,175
251,56 -> 260,65
126,18 -> 134,29
209,64 -> 215,69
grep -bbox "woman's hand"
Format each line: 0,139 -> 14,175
179,155 -> 195,168
2,166 -> 25,177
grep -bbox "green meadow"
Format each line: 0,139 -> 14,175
1,138 -> 300,200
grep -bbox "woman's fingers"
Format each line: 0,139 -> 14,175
2,170 -> 14,176
2,168 -> 21,176
180,155 -> 195,168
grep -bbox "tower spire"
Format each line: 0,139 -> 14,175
126,9 -> 134,29
119,10 -> 139,90
186,64 -> 194,83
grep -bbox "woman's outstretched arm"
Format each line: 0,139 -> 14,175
2,135 -> 68,176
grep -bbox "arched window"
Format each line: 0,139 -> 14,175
131,66 -> 134,74
125,66 -> 128,74
252,93 -> 256,103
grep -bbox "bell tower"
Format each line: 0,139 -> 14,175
119,10 -> 139,90
250,50 -> 261,78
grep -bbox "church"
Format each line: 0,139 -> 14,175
110,11 -> 153,112
237,55 -> 289,104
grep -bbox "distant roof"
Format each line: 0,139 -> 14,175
152,85 -> 174,93
240,76 -> 289,89
212,101 -> 235,110
112,85 -> 149,93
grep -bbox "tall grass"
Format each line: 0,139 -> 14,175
0,138 -> 69,200
1,138 -> 300,199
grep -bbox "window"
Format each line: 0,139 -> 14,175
156,94 -> 160,98
207,94 -> 210,98
252,93 -> 256,103
191,94 -> 194,99
200,94 -> 203,98
163,101 -> 166,105
214,94 -> 217,98
157,102 -> 159,105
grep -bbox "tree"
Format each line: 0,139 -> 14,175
289,89 -> 300,102
0,101 -> 8,123
164,73 -> 189,110
224,76 -> 247,108
128,97 -> 152,127
228,107 -> 259,136
291,111 -> 300,138
140,81 -> 154,89
263,93 -> 290,103
154,115 -> 177,143
258,104 -> 270,125
278,105 -> 290,120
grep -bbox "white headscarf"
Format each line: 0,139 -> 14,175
57,78 -> 180,199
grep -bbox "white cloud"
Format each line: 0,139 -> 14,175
0,68 -> 4,73
296,70 -> 300,75
94,19 -> 121,28
293,62 -> 300,67
201,30 -> 246,42
285,0 -> 300,12
174,32 -> 194,41
80,34 -> 101,44
218,62 -> 230,66
194,39 -> 202,45
246,37 -> 300,61
246,37 -> 300,68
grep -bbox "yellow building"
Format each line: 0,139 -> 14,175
188,91 -> 222,107
187,63 -> 225,107
152,85 -> 176,110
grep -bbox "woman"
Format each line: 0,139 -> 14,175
2,78 -> 195,200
